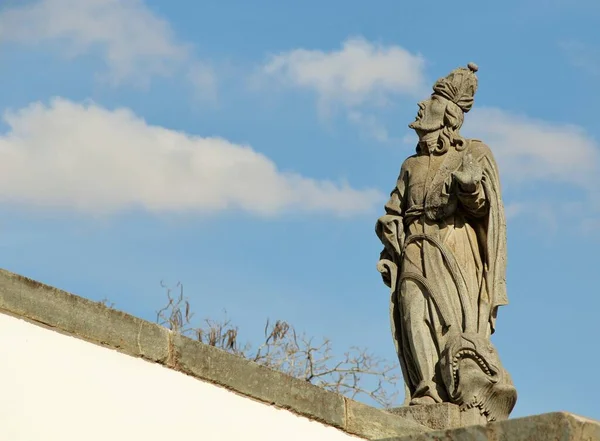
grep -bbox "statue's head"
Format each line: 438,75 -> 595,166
409,63 -> 479,153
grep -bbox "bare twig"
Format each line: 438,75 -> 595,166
99,298 -> 115,309
154,282 -> 400,408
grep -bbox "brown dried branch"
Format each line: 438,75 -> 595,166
154,282 -> 400,408
99,298 -> 115,309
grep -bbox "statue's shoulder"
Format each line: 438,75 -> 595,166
402,153 -> 419,168
466,138 -> 493,159
398,153 -> 419,174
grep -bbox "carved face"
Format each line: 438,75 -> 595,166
409,94 -> 447,141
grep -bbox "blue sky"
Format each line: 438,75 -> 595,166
1,0 -> 600,420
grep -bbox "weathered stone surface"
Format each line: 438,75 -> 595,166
386,412 -> 600,441
0,269 -> 169,363
390,403 -> 486,431
375,63 -> 516,422
345,400 -> 429,439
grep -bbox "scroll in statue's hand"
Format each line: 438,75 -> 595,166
452,153 -> 482,193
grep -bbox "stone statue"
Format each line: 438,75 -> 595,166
375,63 -> 517,422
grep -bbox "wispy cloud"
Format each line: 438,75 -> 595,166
262,37 -> 426,108
0,98 -> 381,217
463,106 -> 600,229
259,37 -> 426,140
465,107 -> 600,188
187,62 -> 219,103
559,40 -> 600,77
0,0 -> 216,96
504,203 -> 524,220
347,111 -> 390,143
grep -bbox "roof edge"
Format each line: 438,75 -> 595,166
0,268 -> 427,440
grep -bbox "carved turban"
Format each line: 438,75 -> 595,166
432,63 -> 479,113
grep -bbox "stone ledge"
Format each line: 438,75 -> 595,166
347,400 -> 429,440
0,269 -> 170,363
172,332 -> 347,429
385,412 -> 600,441
390,403 -> 486,431
0,268 -> 428,440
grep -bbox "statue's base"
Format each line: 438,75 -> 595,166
390,403 -> 486,430
388,411 -> 600,441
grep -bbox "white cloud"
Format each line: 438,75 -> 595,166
0,0 -> 215,94
262,37 -> 427,110
0,99 -> 381,217
464,107 -> 600,189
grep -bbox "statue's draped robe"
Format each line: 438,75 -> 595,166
376,139 -> 508,404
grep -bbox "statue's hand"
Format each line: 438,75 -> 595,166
377,257 -> 397,290
452,153 -> 482,193
377,214 -> 403,257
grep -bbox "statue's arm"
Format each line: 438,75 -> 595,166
375,163 -> 408,287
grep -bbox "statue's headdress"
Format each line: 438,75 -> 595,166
432,62 -> 479,113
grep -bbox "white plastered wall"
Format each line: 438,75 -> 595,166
0,313 -> 362,441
